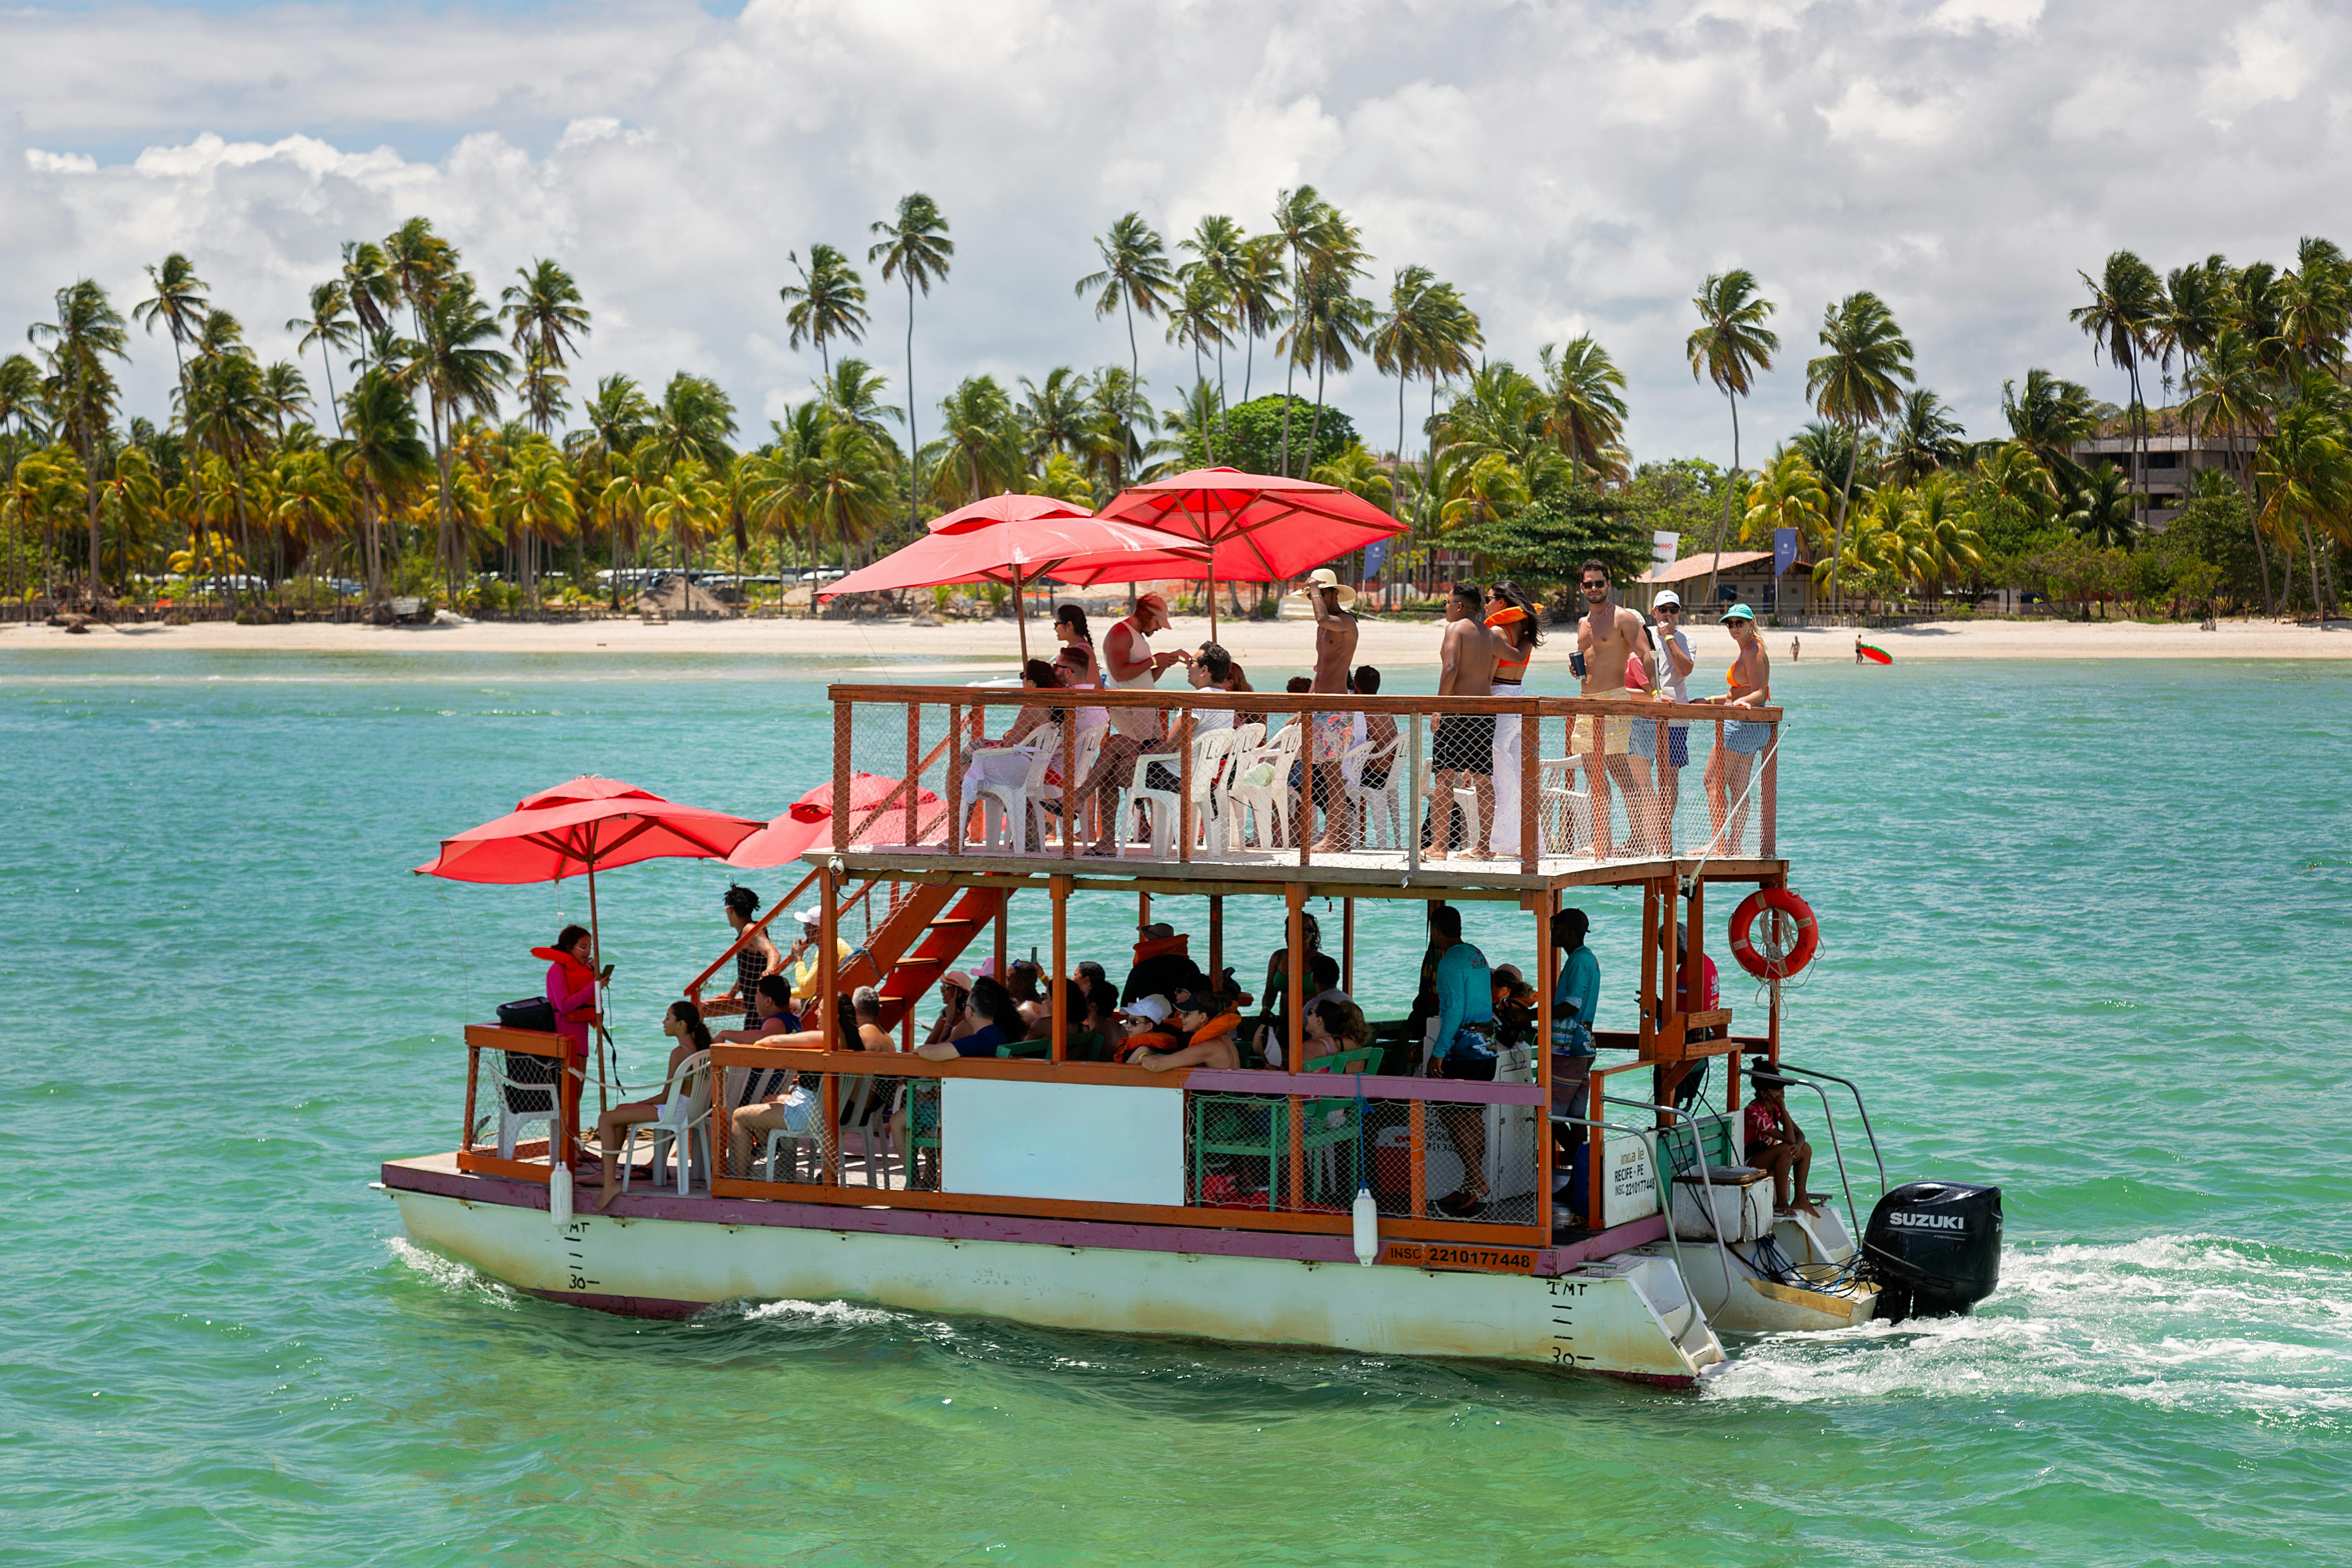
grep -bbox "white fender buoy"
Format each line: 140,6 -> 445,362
550,1163 -> 573,1227
1352,1182 -> 1379,1266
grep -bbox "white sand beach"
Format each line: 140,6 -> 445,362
2,612 -> 2345,666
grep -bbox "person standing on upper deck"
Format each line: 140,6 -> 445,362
1423,903 -> 1500,1216
1082,592 -> 1186,856
1702,604 -> 1774,854
1298,568 -> 1361,853
1630,590 -> 1697,842
1430,581 -> 1499,859
1574,560 -> 1661,855
1484,581 -> 1542,860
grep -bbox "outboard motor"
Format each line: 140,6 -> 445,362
1864,1181 -> 2002,1321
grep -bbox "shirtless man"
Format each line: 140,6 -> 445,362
1430,581 -> 1499,858
1573,559 -> 1660,854
1301,568 -> 1361,852
1081,592 -> 1187,855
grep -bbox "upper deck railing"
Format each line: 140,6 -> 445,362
824,684 -> 1780,882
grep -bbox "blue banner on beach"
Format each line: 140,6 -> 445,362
1361,539 -> 1389,581
1773,528 -> 1798,577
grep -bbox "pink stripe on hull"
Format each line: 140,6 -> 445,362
381,1159 -> 1664,1274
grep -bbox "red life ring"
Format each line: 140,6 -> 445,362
1729,888 -> 1818,980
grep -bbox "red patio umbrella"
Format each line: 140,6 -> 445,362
1096,466 -> 1408,634
416,776 -> 767,1118
726,773 -> 945,869
820,505 -> 1206,660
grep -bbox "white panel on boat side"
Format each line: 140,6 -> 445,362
941,1078 -> 1184,1206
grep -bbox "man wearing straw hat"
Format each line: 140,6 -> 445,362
1296,567 -> 1360,853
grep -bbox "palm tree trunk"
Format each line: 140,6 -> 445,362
1123,296 -> 1141,488
1831,423 -> 1860,618
1306,356 -> 1327,479
904,277 -> 920,532
1703,388 -> 1741,607
2243,440 -> 2276,615
1278,283 -> 1299,476
1214,336 -> 1230,459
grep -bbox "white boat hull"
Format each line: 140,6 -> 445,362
1633,1207 -> 1880,1333
390,1185 -> 1726,1385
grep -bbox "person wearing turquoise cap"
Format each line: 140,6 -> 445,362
1701,603 -> 1773,851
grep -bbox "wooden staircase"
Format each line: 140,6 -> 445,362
836,879 -> 1008,1031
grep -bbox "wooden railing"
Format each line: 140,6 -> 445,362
826,684 -> 1782,875
459,1024 -> 574,1184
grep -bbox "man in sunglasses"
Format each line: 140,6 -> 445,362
1572,559 -> 1660,854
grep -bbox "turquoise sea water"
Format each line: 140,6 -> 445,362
2,648 -> 2348,1566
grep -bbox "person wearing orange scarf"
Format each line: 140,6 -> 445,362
530,924 -> 604,1153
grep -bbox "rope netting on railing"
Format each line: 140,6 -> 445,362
833,687 -> 1779,872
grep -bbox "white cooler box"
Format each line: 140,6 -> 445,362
1671,1165 -> 1774,1242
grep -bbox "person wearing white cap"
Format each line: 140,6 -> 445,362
1296,567 -> 1360,851
1630,589 -> 1697,834
786,905 -> 854,1004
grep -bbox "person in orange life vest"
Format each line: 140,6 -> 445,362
1111,993 -> 1185,1063
1136,985 -> 1245,1071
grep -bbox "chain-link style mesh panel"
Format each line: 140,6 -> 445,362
1185,1089 -> 1539,1228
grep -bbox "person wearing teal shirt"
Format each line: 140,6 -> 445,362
1550,906 -> 1600,1099
1424,903 -> 1498,1216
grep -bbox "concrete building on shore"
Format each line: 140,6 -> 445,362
2070,407 -> 2243,528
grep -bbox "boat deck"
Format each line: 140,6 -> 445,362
831,843 -> 1787,895
380,1152 -> 1670,1278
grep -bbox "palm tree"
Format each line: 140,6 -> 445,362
1742,450 -> 1831,554
409,276 -> 513,589
653,371 -> 739,475
1017,366 -> 1091,462
134,254 -> 211,569
1882,389 -> 1966,487
1227,235 -> 1288,405
1310,441 -> 1394,510
499,258 -> 591,581
816,358 -> 900,453
867,193 -> 954,532
1180,216 -> 1249,452
1805,290 -> 1915,612
1076,212 -> 1176,486
2064,463 -> 2143,552
340,241 -> 400,376
923,375 -> 1024,509
2001,368 -> 2098,490
260,361 -> 311,440
331,367 -> 434,601
1538,335 -> 1630,481
185,322 -> 273,611
2070,251 -> 2162,526
1372,266 -> 1441,520
1165,267 -> 1232,462
286,281 -> 357,437
0,353 -> 45,478
2255,394 -> 2347,618
29,279 -> 131,605
804,419 -> 896,565
1266,186 -> 1332,474
779,244 -> 870,380
1685,270 -> 1778,602
2183,326 -> 2276,611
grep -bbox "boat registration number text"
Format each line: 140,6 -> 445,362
1382,1242 -> 1537,1275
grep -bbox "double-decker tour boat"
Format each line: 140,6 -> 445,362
381,682 -> 2001,1387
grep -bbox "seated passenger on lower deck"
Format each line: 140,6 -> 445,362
1123,922 -> 1205,1004
1111,994 -> 1182,1062
913,975 -> 1024,1059
1136,985 -> 1245,1072
588,1000 -> 713,1208
726,992 -> 859,1176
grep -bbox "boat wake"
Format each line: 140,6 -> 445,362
384,1236 -> 522,1309
1708,1233 -> 2352,1420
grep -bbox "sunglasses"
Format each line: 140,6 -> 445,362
1581,581 -> 1608,592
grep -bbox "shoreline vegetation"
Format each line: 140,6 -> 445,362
2,196 -> 2347,629
4,612 -> 2342,663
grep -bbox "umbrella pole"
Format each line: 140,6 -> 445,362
1016,571 -> 1031,664
587,862 -> 610,1126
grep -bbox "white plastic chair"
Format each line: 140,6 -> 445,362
1229,722 -> 1303,849
1538,756 -> 1595,853
1337,737 -> 1399,847
974,723 -> 1061,853
1120,741 -> 1187,860
619,1050 -> 713,1196
488,1049 -> 564,1159
1038,724 -> 1103,849
1185,727 -> 1244,852
757,1082 -> 823,1180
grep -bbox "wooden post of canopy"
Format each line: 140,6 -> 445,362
1589,706 -> 1613,861
1208,895 -> 1223,986
993,887 -> 1009,982
1408,1100 -> 1428,1218
1179,724 -> 1193,864
1519,701 -> 1539,874
1285,884 -> 1306,1068
1638,880 -> 1658,1056
1586,1069 -> 1606,1232
904,703 -> 919,847
947,703 -> 964,855
1341,897 -> 1355,996
832,701 -> 851,854
1049,875 -> 1071,1063
1062,717 -> 1077,858
818,861 -> 841,1185
1535,887 -> 1556,1237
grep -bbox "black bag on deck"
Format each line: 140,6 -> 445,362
497,996 -> 559,1033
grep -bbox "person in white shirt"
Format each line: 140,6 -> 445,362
1630,589 -> 1698,840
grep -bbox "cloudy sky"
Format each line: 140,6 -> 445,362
2,0 -> 2343,466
